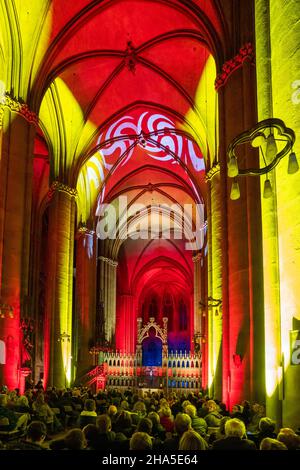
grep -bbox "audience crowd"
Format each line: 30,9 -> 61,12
0,382 -> 300,451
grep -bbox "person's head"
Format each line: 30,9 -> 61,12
184,404 -> 197,419
179,430 -> 207,451
279,427 -> 297,436
130,432 -> 152,451
83,424 -> 101,447
120,400 -> 129,411
219,416 -> 231,435
0,394 -> 8,407
136,418 -> 153,435
201,401 -> 209,410
64,429 -> 86,450
207,400 -> 218,413
174,413 -> 192,436
133,401 -> 147,415
148,411 -> 160,427
26,421 -> 47,443
232,404 -> 243,414
225,419 -> 246,439
159,398 -> 168,408
84,399 -> 96,412
259,417 -> 276,433
159,406 -> 172,418
252,403 -> 262,414
260,438 -> 287,450
182,400 -> 191,412
277,429 -> 300,450
107,404 -> 118,417
8,390 -> 17,400
115,410 -> 132,431
96,414 -> 112,434
17,395 -> 29,408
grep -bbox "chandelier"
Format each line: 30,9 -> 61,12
227,118 -> 298,200
199,297 -> 222,317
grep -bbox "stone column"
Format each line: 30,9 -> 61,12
117,294 -> 135,353
0,103 -> 36,389
206,165 -> 223,400
192,252 -> 202,354
75,227 -> 96,379
255,0 -> 282,424
98,256 -> 118,345
218,58 -> 265,406
44,182 -> 76,388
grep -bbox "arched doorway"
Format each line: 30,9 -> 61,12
142,327 -> 162,367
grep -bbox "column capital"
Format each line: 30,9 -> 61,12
0,93 -> 39,126
98,255 -> 118,267
205,163 -> 220,182
48,181 -> 78,200
214,43 -> 255,91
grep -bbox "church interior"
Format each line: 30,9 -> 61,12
0,0 -> 300,432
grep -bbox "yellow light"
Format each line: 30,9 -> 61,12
266,134 -> 277,160
181,54 -> 217,165
228,156 -> 239,177
230,180 -> 240,200
287,152 -> 299,174
263,179 -> 272,198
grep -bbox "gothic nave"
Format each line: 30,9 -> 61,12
0,0 -> 300,430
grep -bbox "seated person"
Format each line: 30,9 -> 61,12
8,421 -> 47,450
277,428 -> 300,450
50,428 -> 86,450
14,395 -> 31,414
184,404 -> 208,437
248,417 -> 276,448
147,411 -> 166,440
32,393 -> 54,427
164,413 -> 192,451
247,403 -> 265,433
260,438 -> 287,450
78,399 -> 97,428
130,432 -> 152,451
204,400 -> 223,427
208,416 -> 230,445
0,393 -> 28,431
231,404 -> 244,421
96,414 -> 118,450
83,424 -> 102,450
179,429 -> 208,451
212,418 -> 256,450
159,406 -> 174,434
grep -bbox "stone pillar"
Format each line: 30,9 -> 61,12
192,252 -> 202,354
255,0 -> 282,425
0,104 -> 36,389
44,182 -> 76,388
218,59 -> 265,406
206,165 -> 223,400
75,227 -> 96,379
98,256 -> 118,345
117,294 -> 135,353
